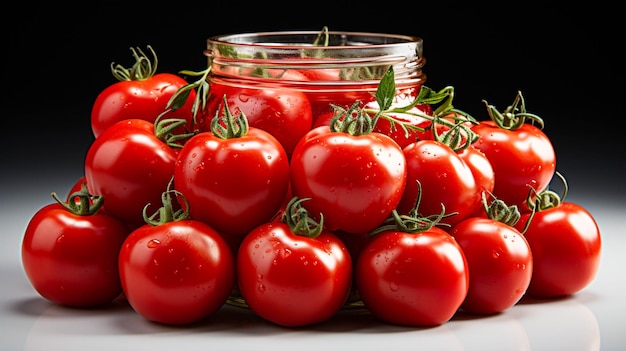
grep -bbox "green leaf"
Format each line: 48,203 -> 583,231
375,67 -> 396,111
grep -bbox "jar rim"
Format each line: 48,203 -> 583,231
207,31 -> 423,49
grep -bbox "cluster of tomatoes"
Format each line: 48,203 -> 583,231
21,45 -> 602,328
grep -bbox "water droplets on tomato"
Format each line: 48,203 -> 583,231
147,239 -> 160,248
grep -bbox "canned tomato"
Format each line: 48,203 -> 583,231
199,29 -> 426,155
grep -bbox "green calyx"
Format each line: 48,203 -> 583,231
153,110 -> 196,148
142,178 -> 190,226
481,191 -> 521,227
370,181 -> 455,236
53,182 -> 104,216
483,90 -> 545,130
210,95 -> 249,139
526,171 -> 567,213
282,197 -> 324,239
111,45 -> 159,82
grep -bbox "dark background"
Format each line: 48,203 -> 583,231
2,4 -> 623,204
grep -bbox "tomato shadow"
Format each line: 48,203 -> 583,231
11,296 -> 52,317
449,309 -> 505,322
11,294 -> 129,318
517,294 -> 580,305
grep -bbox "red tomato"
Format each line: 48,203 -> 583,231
84,119 -> 179,228
356,227 -> 469,326
22,193 -> 130,307
397,139 -> 482,227
371,108 -> 432,149
472,103 -> 556,209
515,202 -> 601,297
174,123 -> 290,238
119,219 -> 235,325
237,221 -> 353,327
203,83 -> 313,157
449,217 -> 533,314
91,46 -> 196,138
289,126 -> 407,234
457,146 -> 495,196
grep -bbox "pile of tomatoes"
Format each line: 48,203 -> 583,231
21,45 -> 602,328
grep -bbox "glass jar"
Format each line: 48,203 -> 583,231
202,30 -> 426,155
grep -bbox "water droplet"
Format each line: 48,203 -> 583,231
147,239 -> 160,248
258,284 -> 265,292
390,281 -> 399,291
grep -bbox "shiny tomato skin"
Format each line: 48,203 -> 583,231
398,140 -> 481,227
356,228 -> 469,326
237,222 -> 353,327
449,217 -> 533,314
472,120 -> 556,208
203,84 -> 313,157
289,131 -> 407,234
371,108 -> 433,149
457,146 -> 495,196
91,73 -> 196,138
22,203 -> 130,307
85,119 -> 178,228
118,220 -> 235,325
174,128 -> 290,238
514,202 -> 601,297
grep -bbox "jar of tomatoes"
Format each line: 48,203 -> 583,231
200,29 -> 426,156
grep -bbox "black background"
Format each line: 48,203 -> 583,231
2,4 -> 623,202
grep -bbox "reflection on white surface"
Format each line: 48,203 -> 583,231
8,287 -> 599,351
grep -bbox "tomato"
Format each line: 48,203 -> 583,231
174,108 -> 290,239
22,190 -> 130,307
85,118 -> 179,228
202,83 -> 313,157
515,194 -> 601,297
472,93 -> 556,209
397,139 -> 482,227
449,217 -> 533,314
91,45 -> 196,138
119,219 -> 235,325
457,146 -> 495,197
371,108 -> 432,149
289,111 -> 407,234
236,198 -> 353,327
356,226 -> 469,326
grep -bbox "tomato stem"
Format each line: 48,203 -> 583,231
481,191 -> 521,226
110,45 -> 158,82
53,182 -> 104,216
370,181 -> 453,236
282,197 -> 324,239
482,91 -> 545,130
210,95 -> 249,139
142,178 -> 190,226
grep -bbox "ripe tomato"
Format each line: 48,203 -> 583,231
397,139 -> 482,227
457,145 -> 495,197
356,227 -> 469,326
174,108 -> 290,239
449,217 -> 533,314
119,219 -> 235,325
237,213 -> 352,327
91,45 -> 196,138
289,115 -> 407,234
472,93 -> 556,209
515,198 -> 601,298
85,118 -> 179,228
22,191 -> 130,307
202,83 -> 313,157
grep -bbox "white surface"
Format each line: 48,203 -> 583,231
1,193 -> 624,351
